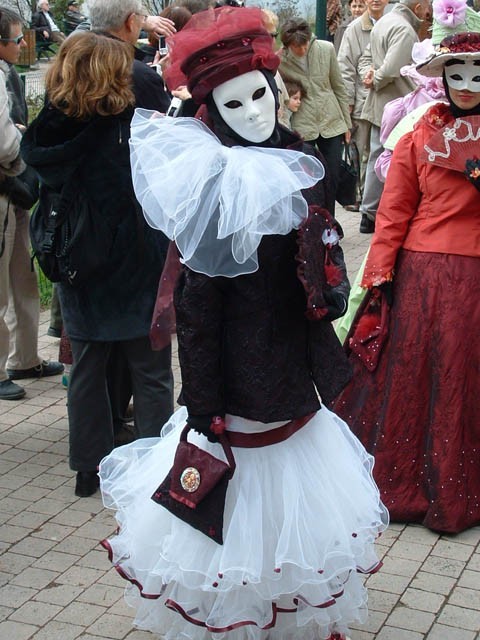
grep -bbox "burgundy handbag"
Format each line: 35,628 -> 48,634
151,426 -> 236,545
346,288 -> 390,372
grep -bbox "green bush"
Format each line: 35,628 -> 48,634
36,264 -> 53,308
27,93 -> 44,121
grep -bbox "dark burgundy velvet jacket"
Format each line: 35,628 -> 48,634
174,125 -> 352,423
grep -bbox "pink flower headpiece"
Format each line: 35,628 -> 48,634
433,0 -> 467,28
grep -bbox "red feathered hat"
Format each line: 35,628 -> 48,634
163,6 -> 280,104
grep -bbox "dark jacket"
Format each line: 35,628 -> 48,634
138,42 -> 157,66
174,126 -> 352,422
132,57 -> 170,112
93,32 -> 170,113
31,10 -> 62,41
64,9 -> 85,35
21,104 -> 169,342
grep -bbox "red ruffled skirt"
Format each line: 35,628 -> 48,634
334,249 -> 480,533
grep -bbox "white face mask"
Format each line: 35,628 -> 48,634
212,70 -> 276,143
445,59 -> 480,92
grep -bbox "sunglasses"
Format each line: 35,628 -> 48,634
0,34 -> 24,45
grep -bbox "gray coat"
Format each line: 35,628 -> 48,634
337,11 -> 377,120
360,3 -> 421,127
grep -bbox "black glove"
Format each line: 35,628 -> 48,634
375,281 -> 393,306
465,158 -> 480,192
323,289 -> 348,321
187,414 -> 220,443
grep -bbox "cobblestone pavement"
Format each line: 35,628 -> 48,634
0,206 -> 479,640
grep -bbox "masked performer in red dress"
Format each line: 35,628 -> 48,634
334,0 -> 480,534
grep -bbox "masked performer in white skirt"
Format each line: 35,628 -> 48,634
99,7 -> 388,640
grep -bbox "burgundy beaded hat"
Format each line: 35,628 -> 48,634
163,6 -> 279,104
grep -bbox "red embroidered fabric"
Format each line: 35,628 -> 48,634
149,242 -> 181,351
333,249 -> 480,533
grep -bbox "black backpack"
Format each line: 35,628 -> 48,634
29,176 -> 117,287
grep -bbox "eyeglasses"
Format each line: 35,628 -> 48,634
0,34 -> 24,45
135,12 -> 148,22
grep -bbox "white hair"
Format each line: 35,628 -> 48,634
87,0 -> 144,31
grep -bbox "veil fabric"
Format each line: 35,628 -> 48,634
130,110 -> 325,277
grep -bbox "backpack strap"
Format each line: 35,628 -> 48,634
40,197 -> 59,253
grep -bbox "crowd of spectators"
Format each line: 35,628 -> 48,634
1,3 -> 479,640
2,0 -> 478,526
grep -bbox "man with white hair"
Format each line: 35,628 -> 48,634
89,0 -> 171,110
31,0 -> 66,45
75,2 -> 176,40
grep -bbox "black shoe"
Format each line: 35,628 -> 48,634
0,380 -> 26,400
47,326 -> 62,338
344,202 -> 360,212
75,471 -> 100,498
359,214 -> 375,234
8,360 -> 64,380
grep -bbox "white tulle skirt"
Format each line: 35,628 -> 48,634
99,406 -> 388,640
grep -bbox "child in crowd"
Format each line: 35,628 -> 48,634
283,78 -> 305,128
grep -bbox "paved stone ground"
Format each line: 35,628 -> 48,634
0,206 -> 479,640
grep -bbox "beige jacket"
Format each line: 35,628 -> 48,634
338,11 -> 377,119
279,37 -> 351,141
361,3 -> 421,127
0,61 -> 23,219
0,61 -> 22,178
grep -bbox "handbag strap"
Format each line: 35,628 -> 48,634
181,426 -> 236,479
342,141 -> 351,164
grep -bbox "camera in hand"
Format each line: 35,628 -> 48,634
167,97 -> 182,117
158,36 -> 168,56
215,0 -> 245,6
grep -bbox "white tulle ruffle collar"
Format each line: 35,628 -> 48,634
130,109 -> 325,277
